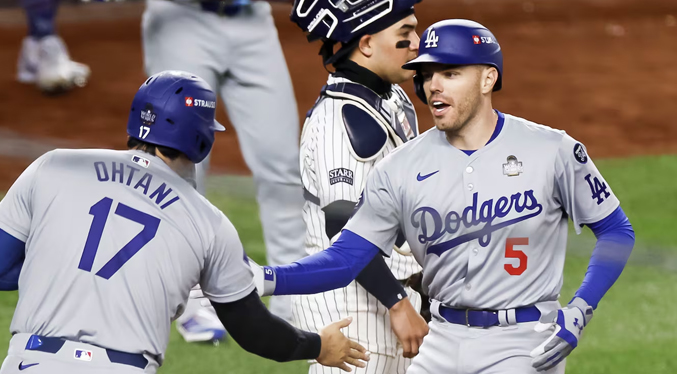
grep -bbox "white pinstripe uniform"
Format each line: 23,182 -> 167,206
292,75 -> 423,374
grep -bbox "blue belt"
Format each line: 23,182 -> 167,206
24,335 -> 148,370
439,305 -> 541,328
200,2 -> 246,16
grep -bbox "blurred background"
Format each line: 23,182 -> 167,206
0,0 -> 676,373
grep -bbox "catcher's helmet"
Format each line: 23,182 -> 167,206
291,0 -> 421,64
403,19 -> 503,104
127,71 -> 224,163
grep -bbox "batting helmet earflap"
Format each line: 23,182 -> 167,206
127,71 -> 225,163
291,0 -> 422,64
403,19 -> 503,104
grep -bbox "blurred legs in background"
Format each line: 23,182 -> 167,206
16,0 -> 90,94
142,0 -> 306,342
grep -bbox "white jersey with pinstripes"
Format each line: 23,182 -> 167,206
292,75 -> 422,359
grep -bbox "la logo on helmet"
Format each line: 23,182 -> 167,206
425,29 -> 439,48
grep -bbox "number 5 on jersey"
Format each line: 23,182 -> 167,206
505,237 -> 528,276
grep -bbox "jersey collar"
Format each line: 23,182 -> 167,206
333,60 -> 392,97
460,110 -> 505,156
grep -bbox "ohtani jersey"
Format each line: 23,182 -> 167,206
346,112 -> 620,310
294,75 -> 422,357
0,149 -> 255,360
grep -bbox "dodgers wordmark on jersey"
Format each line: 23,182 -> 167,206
294,75 -> 422,359
346,112 -> 620,310
0,149 -> 255,362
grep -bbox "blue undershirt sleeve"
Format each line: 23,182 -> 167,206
0,228 -> 26,291
574,206 -> 635,309
272,230 -> 381,296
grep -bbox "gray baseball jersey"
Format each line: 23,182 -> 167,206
345,112 -> 620,310
0,149 -> 255,359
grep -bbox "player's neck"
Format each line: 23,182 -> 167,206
155,150 -> 198,188
445,105 -> 498,151
336,59 -> 392,95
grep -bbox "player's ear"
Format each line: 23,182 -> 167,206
357,34 -> 374,58
481,66 -> 499,94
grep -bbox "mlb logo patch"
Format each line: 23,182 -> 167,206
74,349 -> 92,362
131,155 -> 151,168
185,97 -> 194,107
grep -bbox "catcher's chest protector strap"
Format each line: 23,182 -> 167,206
322,82 -> 395,162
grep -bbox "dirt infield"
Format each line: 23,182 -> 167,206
0,0 -> 676,190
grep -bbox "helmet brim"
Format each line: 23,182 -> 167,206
212,120 -> 226,132
402,54 -> 446,70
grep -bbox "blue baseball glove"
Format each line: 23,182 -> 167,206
529,297 -> 594,371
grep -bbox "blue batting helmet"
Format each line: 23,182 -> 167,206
127,71 -> 225,163
291,0 -> 421,64
403,19 -> 503,104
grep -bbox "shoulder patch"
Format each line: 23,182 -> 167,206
573,143 -> 588,164
342,104 -> 388,160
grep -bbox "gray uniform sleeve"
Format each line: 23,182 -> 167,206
554,134 -> 620,233
0,152 -> 52,241
343,165 -> 401,256
200,215 -> 256,303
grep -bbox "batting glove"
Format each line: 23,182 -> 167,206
529,297 -> 594,372
188,285 -> 211,308
248,257 -> 275,297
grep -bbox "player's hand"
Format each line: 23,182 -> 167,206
188,285 -> 212,308
247,257 -> 275,297
530,298 -> 594,371
317,317 -> 370,372
389,297 -> 429,358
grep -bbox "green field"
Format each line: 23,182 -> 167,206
0,155 -> 676,373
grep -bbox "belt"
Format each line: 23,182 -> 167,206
200,2 -> 246,16
438,305 -> 541,328
24,335 -> 148,370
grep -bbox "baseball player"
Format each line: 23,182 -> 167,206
0,71 -> 368,374
16,0 -> 91,93
141,0 -> 307,337
250,20 -> 636,373
289,0 -> 428,373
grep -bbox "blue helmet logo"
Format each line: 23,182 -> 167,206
127,71 -> 225,163
403,19 -> 504,103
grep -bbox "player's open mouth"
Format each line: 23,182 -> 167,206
431,101 -> 450,116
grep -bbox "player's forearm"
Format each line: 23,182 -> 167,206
212,291 -> 321,362
575,207 -> 635,309
268,230 -> 381,296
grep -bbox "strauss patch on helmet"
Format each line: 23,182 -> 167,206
192,99 -> 216,108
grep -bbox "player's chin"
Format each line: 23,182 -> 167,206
391,69 -> 415,84
431,113 -> 457,132
401,69 -> 416,81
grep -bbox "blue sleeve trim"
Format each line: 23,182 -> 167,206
574,207 -> 635,308
0,228 -> 26,291
273,230 -> 380,296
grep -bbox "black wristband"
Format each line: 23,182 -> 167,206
355,254 -> 407,309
